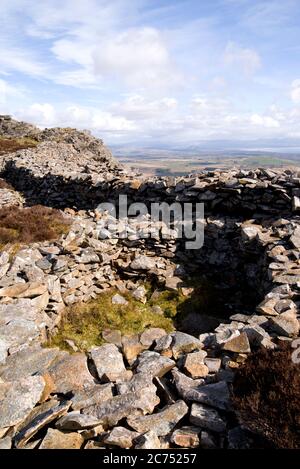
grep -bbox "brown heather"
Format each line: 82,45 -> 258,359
0,205 -> 71,246
232,344 -> 300,449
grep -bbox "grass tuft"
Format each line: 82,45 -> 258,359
48,288 -> 174,351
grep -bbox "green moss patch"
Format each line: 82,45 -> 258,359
48,288 -> 174,352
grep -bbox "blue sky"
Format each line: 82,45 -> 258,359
1,0 -> 300,148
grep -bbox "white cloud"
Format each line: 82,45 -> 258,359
15,103 -> 136,137
224,41 -> 261,75
0,47 -> 47,78
110,94 -> 178,120
51,27 -> 182,90
93,27 -> 180,89
250,114 -> 280,128
291,79 -> 300,103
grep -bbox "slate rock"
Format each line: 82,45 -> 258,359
127,400 -> 188,436
48,353 -> 95,394
39,428 -> 84,449
90,344 -> 131,382
135,351 -> 175,378
104,426 -> 139,449
0,375 -> 45,428
190,403 -> 226,433
14,399 -> 71,448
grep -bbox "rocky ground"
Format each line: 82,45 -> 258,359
0,115 -> 299,449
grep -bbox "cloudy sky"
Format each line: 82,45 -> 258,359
1,0 -> 300,148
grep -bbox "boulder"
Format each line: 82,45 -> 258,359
190,403 -> 226,433
90,344 -> 131,382
104,426 -> 139,449
0,375 -> 45,428
39,428 -> 84,449
127,400 -> 188,436
183,351 -> 209,378
48,353 -> 95,394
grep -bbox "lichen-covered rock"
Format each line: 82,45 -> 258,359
48,353 -> 95,394
190,403 -> 226,433
90,344 -> 131,382
39,428 -> 84,449
104,426 -> 139,449
127,400 -> 188,436
0,375 -> 45,428
171,426 -> 201,448
135,351 -> 175,378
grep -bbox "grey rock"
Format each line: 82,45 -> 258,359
56,411 -> 102,430
172,369 -> 230,410
132,285 -> 147,303
127,400 -> 188,436
111,294 -> 128,305
134,431 -> 161,449
0,375 -> 45,428
15,400 -> 71,448
104,426 -> 139,449
130,255 -> 156,271
140,328 -> 167,347
0,345 -> 63,381
204,358 -> 221,374
171,332 -> 203,359
135,351 -> 175,378
270,311 -> 299,337
83,389 -> 159,427
90,344 -> 131,382
0,436 -> 11,449
71,383 -> 113,411
190,403 -> 226,433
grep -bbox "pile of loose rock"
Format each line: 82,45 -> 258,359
0,117 -> 299,449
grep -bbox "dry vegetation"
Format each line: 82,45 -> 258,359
232,344 -> 300,449
0,205 -> 71,247
0,136 -> 38,155
0,178 -> 14,190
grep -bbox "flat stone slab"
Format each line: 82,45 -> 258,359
172,369 -> 230,410
0,319 -> 40,351
48,353 -> 95,394
90,344 -> 131,382
14,399 -> 71,448
135,351 -> 175,378
71,383 -> 113,411
104,426 -> 139,449
0,345 -> 63,381
135,431 -> 161,449
190,403 -> 226,433
130,255 -> 156,270
171,332 -> 203,359
39,428 -> 84,449
127,400 -> 188,436
56,411 -> 102,431
0,375 -> 45,428
83,386 -> 159,427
